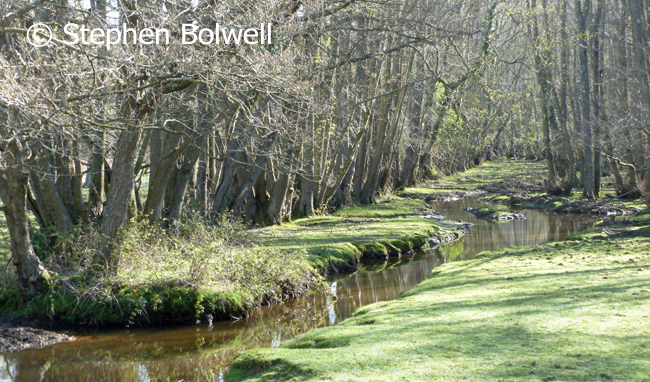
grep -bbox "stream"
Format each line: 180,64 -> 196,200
0,196 -> 598,382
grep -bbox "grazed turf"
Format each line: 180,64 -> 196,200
400,160 -> 547,196
229,222 -> 650,381
249,196 -> 463,270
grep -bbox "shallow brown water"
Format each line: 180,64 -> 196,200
0,196 -> 597,382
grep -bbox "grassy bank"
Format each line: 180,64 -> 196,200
399,159 -> 646,217
250,196 -> 466,270
3,159 -> 621,329
399,160 -> 547,197
0,217 -> 319,328
228,218 -> 650,381
0,194 -> 464,328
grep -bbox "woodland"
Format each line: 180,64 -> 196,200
1,0 -> 650,345
2,0 -> 650,380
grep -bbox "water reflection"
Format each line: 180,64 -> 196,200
0,196 -> 597,382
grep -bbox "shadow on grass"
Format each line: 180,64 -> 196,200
228,231 -> 650,381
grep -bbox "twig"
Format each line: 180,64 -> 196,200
328,254 -> 339,274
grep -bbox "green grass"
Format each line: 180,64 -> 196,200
250,196 -> 463,270
399,186 -> 457,195
514,190 -> 647,212
471,206 -> 517,221
400,159 -> 547,196
438,159 -> 544,189
331,197 -> 425,218
229,221 -> 650,381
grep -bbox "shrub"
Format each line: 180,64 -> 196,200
1,214 -> 325,327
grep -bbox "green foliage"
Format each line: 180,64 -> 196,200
0,214 -> 322,327
0,279 -> 251,327
477,207 -> 497,215
352,242 -> 388,258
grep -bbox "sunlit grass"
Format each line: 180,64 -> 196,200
401,159 -> 547,196
250,196 -> 463,270
229,222 -> 650,381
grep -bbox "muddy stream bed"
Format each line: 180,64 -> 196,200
0,196 -> 597,382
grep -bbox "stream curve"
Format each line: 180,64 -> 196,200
0,196 -> 597,382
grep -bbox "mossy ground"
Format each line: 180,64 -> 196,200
228,217 -> 650,381
517,191 -> 647,212
0,281 -> 250,328
249,196 -> 463,270
400,160 -> 547,197
401,160 -> 646,212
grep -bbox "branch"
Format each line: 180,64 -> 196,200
599,151 -> 637,171
324,39 -> 421,70
298,0 -> 357,23
0,0 -> 50,29
273,0 -> 357,27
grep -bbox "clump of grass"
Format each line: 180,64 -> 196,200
353,242 -> 388,258
118,216 -> 319,302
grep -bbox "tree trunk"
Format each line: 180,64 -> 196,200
0,119 -> 48,291
95,123 -> 143,270
72,148 -> 87,224
630,0 -> 650,190
297,120 -> 316,216
29,163 -> 74,236
1,167 -> 49,291
143,127 -> 182,221
88,131 -> 105,219
359,50 -> 395,204
168,136 -> 206,223
352,118 -> 370,202
576,0 -> 595,199
267,149 -> 294,224
591,0 -> 604,198
617,0 -> 639,192
531,0 -> 558,187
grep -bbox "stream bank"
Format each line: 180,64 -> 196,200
400,160 -> 645,217
0,324 -> 72,354
0,194 -> 597,381
484,193 -> 643,216
226,161 -> 650,380
228,213 -> 650,382
249,196 -> 471,270
2,159 -> 640,378
0,193 -> 468,353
